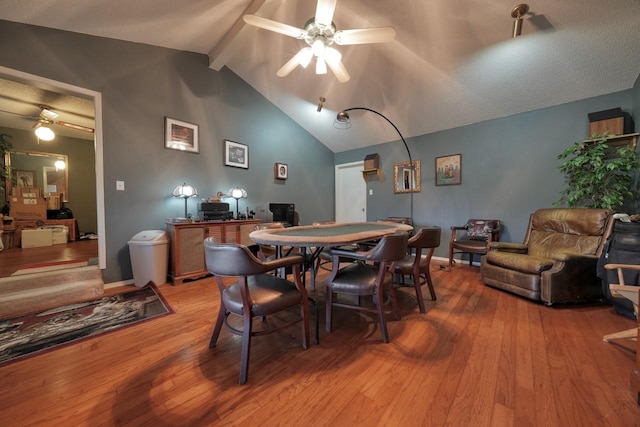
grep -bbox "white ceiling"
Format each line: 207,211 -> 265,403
1,0 -> 639,152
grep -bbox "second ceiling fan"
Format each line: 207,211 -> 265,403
243,0 -> 396,82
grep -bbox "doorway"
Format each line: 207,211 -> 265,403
335,161 -> 366,223
0,65 -> 105,271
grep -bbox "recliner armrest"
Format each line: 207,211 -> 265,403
551,252 -> 598,262
489,242 -> 528,254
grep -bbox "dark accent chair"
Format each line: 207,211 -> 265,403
449,219 -> 500,269
204,239 -> 311,384
393,227 -> 441,313
481,208 -> 614,305
325,232 -> 409,343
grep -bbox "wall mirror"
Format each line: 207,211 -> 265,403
394,160 -> 421,194
5,149 -> 69,201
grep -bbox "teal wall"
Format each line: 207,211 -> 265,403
0,20 -> 335,283
336,90 -> 637,259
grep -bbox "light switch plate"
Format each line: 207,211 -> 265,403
116,180 -> 125,191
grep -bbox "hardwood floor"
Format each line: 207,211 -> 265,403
0,263 -> 637,426
0,239 -> 98,276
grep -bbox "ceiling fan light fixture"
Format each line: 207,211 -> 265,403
34,122 -> 55,141
299,47 -> 313,68
311,38 -> 326,57
316,57 -> 327,74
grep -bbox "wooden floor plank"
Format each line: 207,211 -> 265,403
0,264 -> 638,426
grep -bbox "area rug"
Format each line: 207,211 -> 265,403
0,284 -> 173,365
11,257 -> 96,276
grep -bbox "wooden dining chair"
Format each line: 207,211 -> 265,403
325,232 -> 409,343
393,227 -> 441,314
602,263 -> 639,343
204,238 -> 312,384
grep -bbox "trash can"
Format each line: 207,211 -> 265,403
128,230 -> 169,287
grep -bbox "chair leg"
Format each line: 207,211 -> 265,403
448,246 -> 454,269
300,300 -> 310,350
424,272 -> 437,301
413,272 -> 426,314
209,307 -> 227,348
239,313 -> 253,385
325,286 -> 334,332
376,286 -> 390,343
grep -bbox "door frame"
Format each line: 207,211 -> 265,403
0,65 -> 106,269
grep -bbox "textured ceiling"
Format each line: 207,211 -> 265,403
1,0 -> 639,152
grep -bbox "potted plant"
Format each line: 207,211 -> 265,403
556,132 -> 639,210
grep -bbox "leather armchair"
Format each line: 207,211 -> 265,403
481,208 -> 615,305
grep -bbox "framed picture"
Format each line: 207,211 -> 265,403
224,140 -> 249,169
15,170 -> 36,188
275,163 -> 288,180
164,117 -> 199,153
435,154 -> 462,186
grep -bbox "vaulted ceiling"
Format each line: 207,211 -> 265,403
1,0 -> 639,152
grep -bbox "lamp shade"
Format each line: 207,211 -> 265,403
227,187 -> 247,219
172,183 -> 198,218
227,187 -> 247,199
173,183 -> 198,198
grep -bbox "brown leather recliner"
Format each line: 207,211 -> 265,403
481,208 -> 615,305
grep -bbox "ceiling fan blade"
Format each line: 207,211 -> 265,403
325,48 -> 350,83
277,48 -> 313,77
334,27 -> 396,45
56,121 -> 94,133
315,0 -> 337,28
243,15 -> 305,39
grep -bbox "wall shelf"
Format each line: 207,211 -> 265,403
362,168 -> 383,181
583,132 -> 638,148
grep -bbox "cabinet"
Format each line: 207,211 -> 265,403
166,220 -> 260,285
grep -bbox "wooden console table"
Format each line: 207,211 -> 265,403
166,219 -> 260,285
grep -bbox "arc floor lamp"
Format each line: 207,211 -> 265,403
334,107 -> 414,223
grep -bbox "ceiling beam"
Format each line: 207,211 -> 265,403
208,0 -> 270,71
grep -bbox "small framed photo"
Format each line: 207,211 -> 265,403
224,140 -> 249,169
15,170 -> 36,187
435,154 -> 462,186
275,163 -> 288,180
165,117 -> 199,153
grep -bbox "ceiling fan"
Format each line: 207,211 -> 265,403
0,104 -> 94,141
243,0 -> 396,82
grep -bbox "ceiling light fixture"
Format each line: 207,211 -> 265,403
317,96 -> 326,113
335,107 -> 415,222
511,4 -> 529,37
34,121 -> 55,141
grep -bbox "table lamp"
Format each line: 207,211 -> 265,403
227,187 -> 247,219
172,183 -> 198,218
